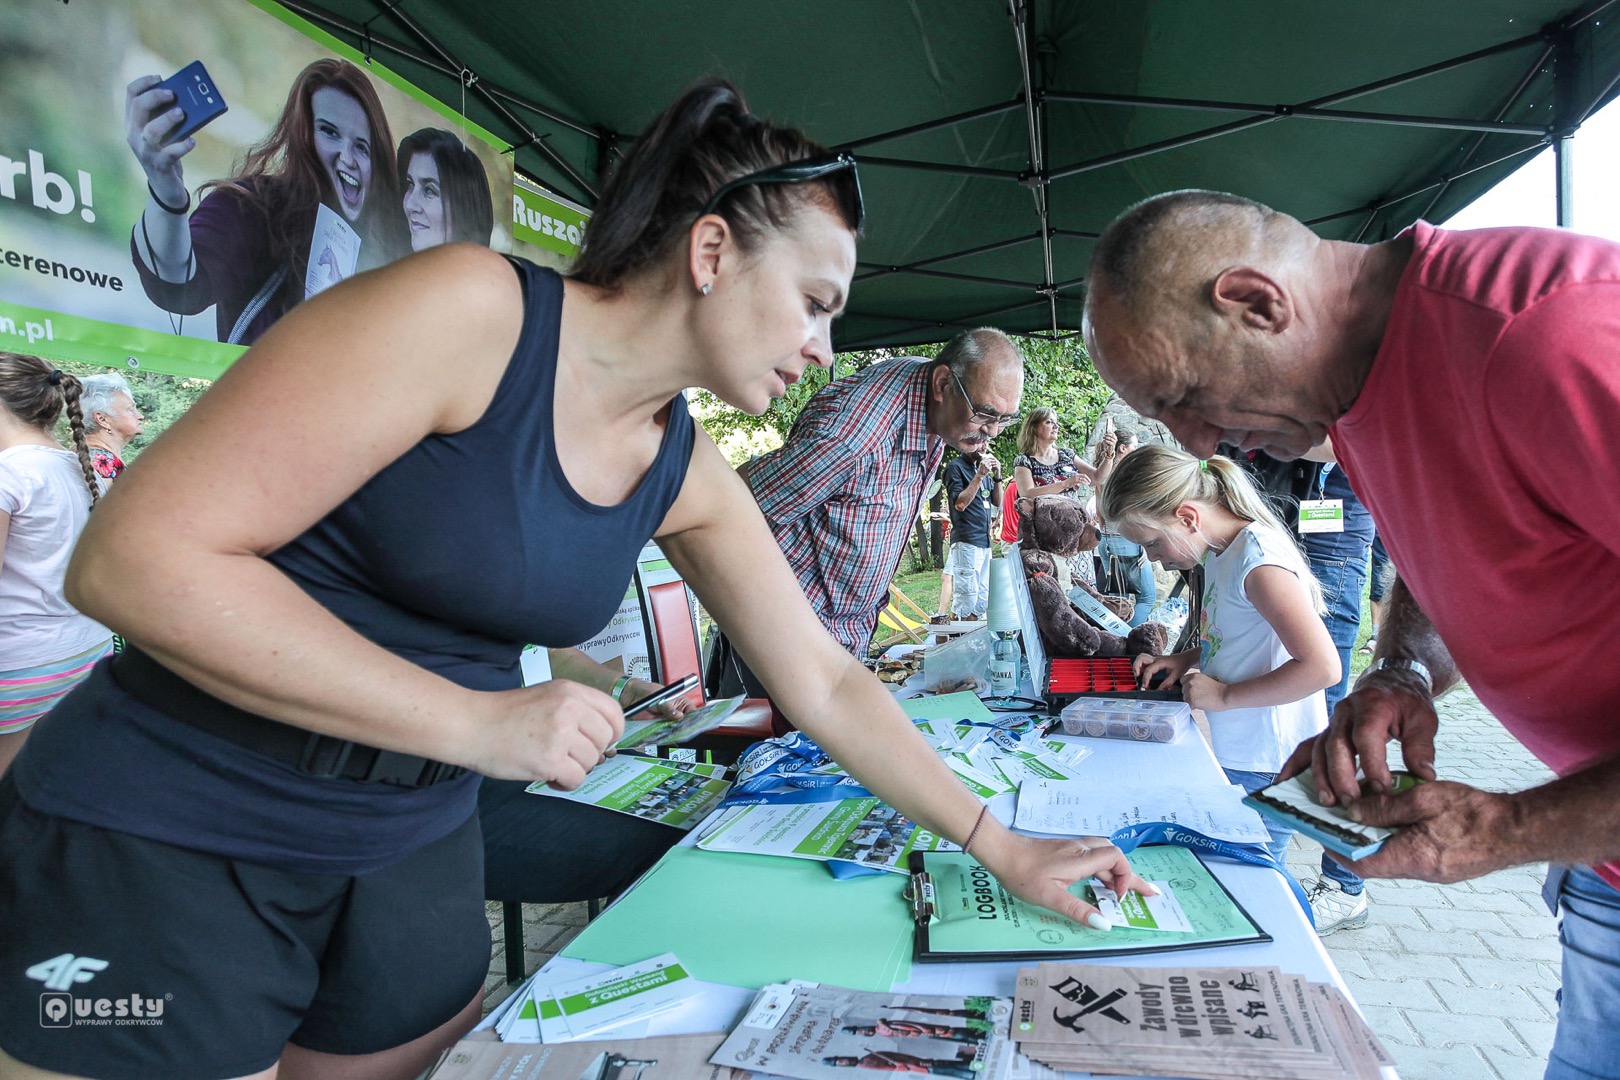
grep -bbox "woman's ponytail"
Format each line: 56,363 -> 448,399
571,77 -> 852,289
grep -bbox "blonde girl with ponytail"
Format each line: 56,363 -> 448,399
1100,444 -> 1339,872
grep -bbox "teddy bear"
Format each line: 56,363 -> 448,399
1017,494 -> 1169,660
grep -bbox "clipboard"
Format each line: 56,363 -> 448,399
905,845 -> 1271,963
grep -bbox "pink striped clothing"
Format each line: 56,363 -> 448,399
0,640 -> 113,733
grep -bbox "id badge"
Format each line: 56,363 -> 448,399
1297,498 -> 1344,533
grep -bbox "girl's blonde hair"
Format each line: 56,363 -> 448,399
1099,444 -> 1323,613
1015,406 -> 1058,456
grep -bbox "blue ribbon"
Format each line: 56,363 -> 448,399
1109,821 -> 1312,924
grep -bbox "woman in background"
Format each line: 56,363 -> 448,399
398,127 -> 496,250
1092,424 -> 1159,625
0,354 -> 111,776
126,58 -> 406,345
1013,406 -> 1101,586
80,372 -> 145,484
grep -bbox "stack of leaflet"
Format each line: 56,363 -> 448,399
725,691 -> 1089,807
425,1033 -> 748,1079
910,703 -> 1092,798
490,952 -> 701,1044
1012,962 -> 1394,1079
710,982 -> 1018,1080
702,692 -> 1092,875
524,753 -> 731,831
696,795 -> 954,874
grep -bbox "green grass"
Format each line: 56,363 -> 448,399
872,566 -> 948,648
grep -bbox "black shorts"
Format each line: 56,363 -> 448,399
0,775 -> 490,1080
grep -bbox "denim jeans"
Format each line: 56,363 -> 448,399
1543,865 -> 1620,1079
1305,529 -> 1370,716
1096,533 -> 1157,627
1304,525 -> 1371,894
1222,768 -> 1300,882
1368,533 -> 1395,603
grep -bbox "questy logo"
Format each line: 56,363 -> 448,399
26,954 -> 107,992
26,955 -> 167,1029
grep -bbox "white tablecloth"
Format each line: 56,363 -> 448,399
517,710 -> 1393,1078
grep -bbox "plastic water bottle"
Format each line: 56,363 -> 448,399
990,631 -> 1021,697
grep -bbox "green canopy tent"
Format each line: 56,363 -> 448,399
281,0 -> 1620,349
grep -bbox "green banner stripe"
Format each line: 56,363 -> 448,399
0,301 -> 240,380
513,179 -> 590,256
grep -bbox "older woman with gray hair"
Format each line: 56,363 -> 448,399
80,372 -> 145,482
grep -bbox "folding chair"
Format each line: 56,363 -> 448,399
876,583 -> 931,645
639,576 -> 778,758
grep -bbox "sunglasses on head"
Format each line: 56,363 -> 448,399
698,151 -> 865,233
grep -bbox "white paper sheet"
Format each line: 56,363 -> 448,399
1013,779 -> 1273,843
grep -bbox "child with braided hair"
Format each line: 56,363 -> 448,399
0,353 -> 112,775
1100,445 -> 1340,877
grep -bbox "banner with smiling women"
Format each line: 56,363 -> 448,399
0,0 -> 518,379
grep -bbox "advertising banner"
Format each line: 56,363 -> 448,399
511,175 -> 589,263
0,0 -> 517,379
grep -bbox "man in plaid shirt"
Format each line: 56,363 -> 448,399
740,327 -> 1024,664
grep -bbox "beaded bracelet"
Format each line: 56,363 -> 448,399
962,804 -> 991,856
610,675 -> 633,703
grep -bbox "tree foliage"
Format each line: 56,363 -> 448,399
54,360 -> 212,462
692,333 -> 1118,572
691,334 -> 1117,469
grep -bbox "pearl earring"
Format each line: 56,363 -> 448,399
700,282 -> 713,296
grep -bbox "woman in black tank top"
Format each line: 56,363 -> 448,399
0,81 -> 1150,1079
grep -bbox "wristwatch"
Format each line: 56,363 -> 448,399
1366,657 -> 1433,694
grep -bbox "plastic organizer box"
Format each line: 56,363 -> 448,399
1041,657 -> 1184,708
1058,697 -> 1193,743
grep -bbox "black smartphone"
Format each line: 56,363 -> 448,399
155,61 -> 228,146
621,673 -> 701,720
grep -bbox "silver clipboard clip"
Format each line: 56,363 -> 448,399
902,867 -> 937,924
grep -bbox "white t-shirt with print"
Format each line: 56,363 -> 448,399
0,444 -> 111,669
1197,522 -> 1328,772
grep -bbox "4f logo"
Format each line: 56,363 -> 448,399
26,954 -> 108,991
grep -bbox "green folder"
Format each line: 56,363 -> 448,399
562,846 -> 915,990
909,845 -> 1270,963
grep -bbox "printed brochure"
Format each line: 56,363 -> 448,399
711,983 -> 1015,1080
1012,962 -> 1391,1079
618,694 -> 745,749
526,754 -> 730,830
696,796 -> 955,874
426,1032 -> 752,1079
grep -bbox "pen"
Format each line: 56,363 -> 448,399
621,673 -> 700,719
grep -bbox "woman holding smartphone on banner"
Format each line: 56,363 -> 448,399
124,57 -> 406,346
0,80 -> 1149,1079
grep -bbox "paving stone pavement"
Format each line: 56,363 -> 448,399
481,684 -> 1566,1079
1284,684 -> 1562,1080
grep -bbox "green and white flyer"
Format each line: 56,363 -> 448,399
696,796 -> 954,874
525,754 -> 730,831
